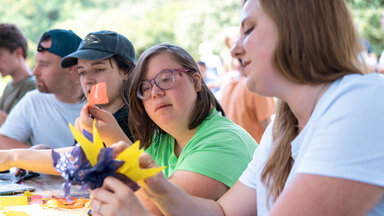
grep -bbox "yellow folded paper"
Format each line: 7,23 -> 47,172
2,210 -> 30,216
116,141 -> 166,182
68,120 -> 165,184
69,122 -> 103,166
0,196 -> 28,211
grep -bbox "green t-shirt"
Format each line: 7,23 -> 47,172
0,76 -> 36,113
145,109 -> 257,187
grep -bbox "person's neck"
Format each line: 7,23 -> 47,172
284,83 -> 329,132
54,83 -> 84,104
11,61 -> 31,83
98,99 -> 125,114
170,126 -> 197,158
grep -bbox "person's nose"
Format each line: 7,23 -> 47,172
231,37 -> 244,59
84,73 -> 96,85
151,82 -> 165,99
32,65 -> 40,77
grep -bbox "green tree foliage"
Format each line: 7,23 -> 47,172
347,0 -> 384,56
0,0 -> 241,60
0,0 -> 85,60
1,0 -> 383,60
347,0 -> 384,8
174,0 -> 241,58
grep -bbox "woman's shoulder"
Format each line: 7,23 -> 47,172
193,112 -> 258,154
335,73 -> 384,93
319,73 -> 384,112
146,132 -> 173,152
199,111 -> 253,139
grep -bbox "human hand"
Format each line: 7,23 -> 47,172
110,141 -> 131,158
90,177 -> 151,216
136,153 -> 169,198
75,104 -> 93,132
110,145 -> 168,198
76,105 -> 130,146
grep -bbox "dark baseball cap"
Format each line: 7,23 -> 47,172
37,29 -> 81,58
60,30 -> 136,68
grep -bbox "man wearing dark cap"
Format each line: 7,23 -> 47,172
0,29 -> 86,149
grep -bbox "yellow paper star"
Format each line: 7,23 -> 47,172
68,120 -> 165,183
116,141 -> 166,182
68,121 -> 103,166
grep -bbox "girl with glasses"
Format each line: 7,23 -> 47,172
91,0 -> 384,215
89,43 -> 257,215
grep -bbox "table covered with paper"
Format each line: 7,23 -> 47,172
0,173 -> 90,216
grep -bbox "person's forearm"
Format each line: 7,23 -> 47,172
149,180 -> 224,216
104,129 -> 132,147
0,134 -> 31,149
136,190 -> 164,216
0,110 -> 7,126
12,147 -> 73,175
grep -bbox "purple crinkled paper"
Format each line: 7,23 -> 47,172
52,145 -> 140,199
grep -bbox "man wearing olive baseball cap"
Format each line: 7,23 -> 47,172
0,29 -> 86,149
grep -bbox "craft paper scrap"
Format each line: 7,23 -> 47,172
86,82 -> 109,107
0,196 -> 28,210
1,210 -> 30,216
41,196 -> 88,209
52,120 -> 165,199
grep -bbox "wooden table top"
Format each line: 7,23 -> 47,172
23,174 -> 89,198
1,174 -> 90,216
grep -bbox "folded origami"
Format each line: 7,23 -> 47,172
52,121 -> 165,199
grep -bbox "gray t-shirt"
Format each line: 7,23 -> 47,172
0,90 -> 86,148
0,75 -> 36,113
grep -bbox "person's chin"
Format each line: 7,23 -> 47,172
245,77 -> 257,92
37,86 -> 49,93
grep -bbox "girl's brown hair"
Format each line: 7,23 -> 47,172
124,44 -> 224,149
243,0 -> 366,202
110,55 -> 135,100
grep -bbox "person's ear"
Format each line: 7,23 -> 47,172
14,47 -> 24,58
192,72 -> 202,92
67,64 -> 78,74
122,70 -> 129,81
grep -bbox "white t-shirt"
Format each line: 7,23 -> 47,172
239,73 -> 384,215
0,90 -> 86,148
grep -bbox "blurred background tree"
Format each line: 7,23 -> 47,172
0,0 -> 383,63
0,0 -> 241,62
347,0 -> 384,55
